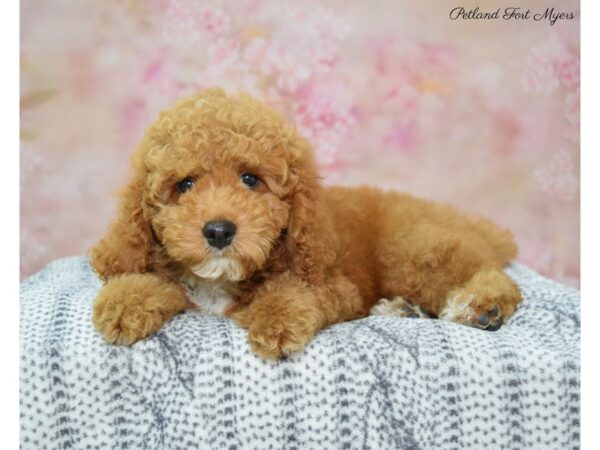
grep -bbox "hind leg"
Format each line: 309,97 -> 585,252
378,223 -> 494,313
439,269 -> 522,331
377,222 -> 521,330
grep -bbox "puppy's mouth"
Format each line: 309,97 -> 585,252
191,256 -> 244,281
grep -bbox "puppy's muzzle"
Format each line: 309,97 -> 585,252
203,221 -> 236,249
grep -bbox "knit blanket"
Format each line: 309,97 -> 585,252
20,257 -> 580,450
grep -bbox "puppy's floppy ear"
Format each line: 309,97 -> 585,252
89,173 -> 154,281
286,138 -> 338,283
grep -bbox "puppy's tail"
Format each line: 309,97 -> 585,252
470,217 -> 518,266
491,230 -> 518,266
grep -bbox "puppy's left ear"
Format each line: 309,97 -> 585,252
286,139 -> 338,283
89,173 -> 155,281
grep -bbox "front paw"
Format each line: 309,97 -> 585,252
233,303 -> 322,359
92,274 -> 187,345
93,292 -> 164,345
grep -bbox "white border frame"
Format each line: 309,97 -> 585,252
7,0 -> 594,448
1,0 -> 20,447
580,0 -> 598,447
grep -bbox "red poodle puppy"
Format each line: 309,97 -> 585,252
90,88 -> 522,359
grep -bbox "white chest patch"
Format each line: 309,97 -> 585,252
181,275 -> 235,316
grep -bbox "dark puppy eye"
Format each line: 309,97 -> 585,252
177,177 -> 195,193
240,173 -> 259,189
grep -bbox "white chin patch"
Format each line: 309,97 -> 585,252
192,257 -> 243,281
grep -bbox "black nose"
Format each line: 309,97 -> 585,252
202,221 -> 236,249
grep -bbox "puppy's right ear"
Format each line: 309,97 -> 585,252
89,174 -> 154,281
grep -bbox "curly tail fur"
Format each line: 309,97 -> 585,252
470,217 -> 518,266
490,231 -> 518,265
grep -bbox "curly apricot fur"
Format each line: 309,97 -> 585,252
90,88 -> 522,358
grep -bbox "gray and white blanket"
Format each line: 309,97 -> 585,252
20,257 -> 580,450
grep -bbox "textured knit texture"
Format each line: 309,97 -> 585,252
20,256 -> 580,450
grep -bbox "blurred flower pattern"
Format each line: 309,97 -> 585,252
20,0 -> 580,286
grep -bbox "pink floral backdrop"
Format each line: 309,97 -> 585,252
20,0 -> 580,286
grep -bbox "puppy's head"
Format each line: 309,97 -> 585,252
90,88 -> 337,284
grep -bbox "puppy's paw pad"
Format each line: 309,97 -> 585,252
473,304 -> 503,331
469,304 -> 503,331
440,294 -> 505,331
